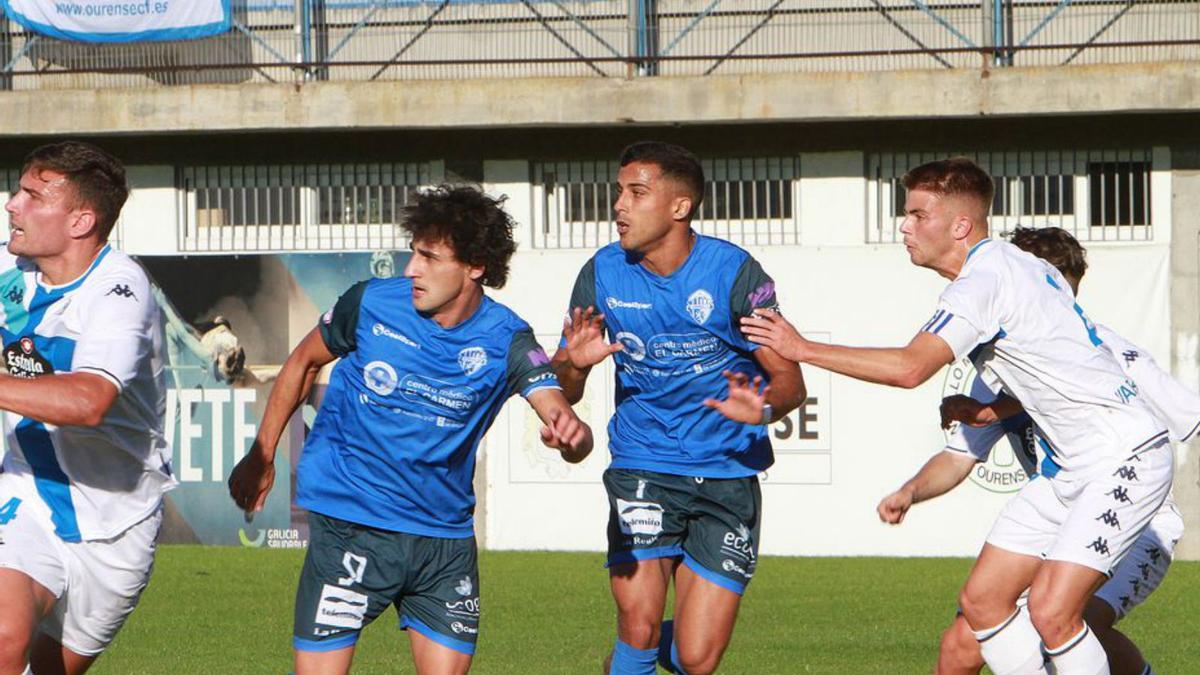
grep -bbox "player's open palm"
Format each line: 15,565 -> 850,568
705,371 -> 770,425
563,306 -> 622,369
740,310 -> 807,362
877,490 -> 913,524
228,444 -> 276,514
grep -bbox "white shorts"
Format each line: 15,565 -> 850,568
985,439 -> 1173,575
0,496 -> 161,657
1094,499 -> 1184,621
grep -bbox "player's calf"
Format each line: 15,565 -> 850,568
937,615 -> 984,675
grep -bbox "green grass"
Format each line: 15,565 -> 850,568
96,547 -> 1200,673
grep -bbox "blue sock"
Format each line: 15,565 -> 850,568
610,638 -> 658,675
656,620 -> 689,674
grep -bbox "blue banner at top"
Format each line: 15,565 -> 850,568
1,0 -> 232,43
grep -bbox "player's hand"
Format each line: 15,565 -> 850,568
704,371 -> 770,425
228,444 -> 276,514
539,407 -> 593,464
939,395 -> 999,430
561,306 -> 622,370
740,310 -> 807,362
877,489 -> 914,525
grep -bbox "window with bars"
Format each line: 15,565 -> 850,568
532,157 -> 800,249
871,150 -> 1153,243
179,163 -> 434,252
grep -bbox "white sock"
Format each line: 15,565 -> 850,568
1045,625 -> 1110,675
1140,664 -> 1153,675
22,665 -> 33,675
974,606 -> 1048,675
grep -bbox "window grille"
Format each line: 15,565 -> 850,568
178,163 -> 434,253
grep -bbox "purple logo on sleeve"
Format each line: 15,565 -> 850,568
527,348 -> 551,367
747,282 -> 776,307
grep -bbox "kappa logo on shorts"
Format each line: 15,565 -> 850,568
686,289 -> 714,325
1123,350 -> 1140,365
1119,595 -> 1132,609
458,347 -> 488,377
1086,537 -> 1111,556
1128,578 -> 1142,596
1107,486 -> 1133,504
615,498 -> 664,538
315,584 -> 369,629
1113,465 -> 1139,481
1138,562 -> 1152,580
1146,546 -> 1162,564
1094,509 -> 1121,529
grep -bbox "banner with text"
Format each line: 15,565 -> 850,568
1,0 -> 230,42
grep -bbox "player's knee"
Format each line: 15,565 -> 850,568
673,642 -> 722,675
616,612 -> 660,650
1027,597 -> 1083,647
0,620 -> 32,670
956,585 -> 995,627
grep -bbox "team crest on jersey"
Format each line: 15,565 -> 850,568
942,356 -> 1028,494
457,347 -> 488,376
4,337 -> 53,379
686,289 -> 714,325
363,360 -> 398,396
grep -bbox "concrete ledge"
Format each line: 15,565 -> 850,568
1,61 -> 1196,136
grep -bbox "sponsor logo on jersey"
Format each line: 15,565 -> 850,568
399,374 -> 478,417
747,282 -> 776,308
615,331 -> 646,362
372,322 -> 420,348
686,289 -> 714,325
458,346 -> 488,376
3,337 -> 53,379
942,355 -> 1027,494
606,296 -> 652,310
526,347 -> 551,367
363,360 -> 399,396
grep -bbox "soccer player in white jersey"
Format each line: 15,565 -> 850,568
878,227 -> 1192,675
741,159 -> 1172,675
0,142 -> 173,675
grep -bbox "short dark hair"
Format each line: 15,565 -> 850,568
901,157 -> 994,213
1009,226 -> 1088,283
401,185 -> 517,289
23,141 -> 129,240
619,141 -> 705,218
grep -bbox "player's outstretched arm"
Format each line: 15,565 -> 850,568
876,451 -> 977,524
704,345 -> 805,424
229,327 -> 335,513
0,371 -> 118,427
526,388 -> 594,464
744,312 -> 954,389
552,306 -> 622,405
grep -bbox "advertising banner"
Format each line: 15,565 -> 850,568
1,0 -> 230,43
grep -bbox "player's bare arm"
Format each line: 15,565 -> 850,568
229,327 -> 335,513
552,305 -> 623,404
743,311 -> 953,389
527,388 -> 594,464
0,371 -> 118,427
877,451 -> 977,525
940,392 -> 1023,429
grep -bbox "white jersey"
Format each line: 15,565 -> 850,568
1096,324 -> 1200,444
925,238 -> 1165,475
0,244 -> 175,542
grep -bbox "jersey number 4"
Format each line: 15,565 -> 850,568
0,497 -> 21,525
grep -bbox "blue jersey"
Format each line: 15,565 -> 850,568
566,234 -> 780,478
297,278 -> 558,538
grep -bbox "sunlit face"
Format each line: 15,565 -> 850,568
5,168 -> 82,258
403,236 -> 482,315
612,161 -> 692,255
898,189 -> 963,270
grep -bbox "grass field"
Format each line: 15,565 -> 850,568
95,547 -> 1200,674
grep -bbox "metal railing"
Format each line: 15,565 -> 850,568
0,1 -> 1196,89
178,162 -> 434,253
531,156 -> 800,249
867,149 -> 1155,244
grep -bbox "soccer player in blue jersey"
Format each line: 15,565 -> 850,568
552,141 -> 805,675
0,142 -> 173,675
228,186 -> 593,675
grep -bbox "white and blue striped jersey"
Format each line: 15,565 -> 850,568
924,238 -> 1166,476
0,244 -> 175,542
